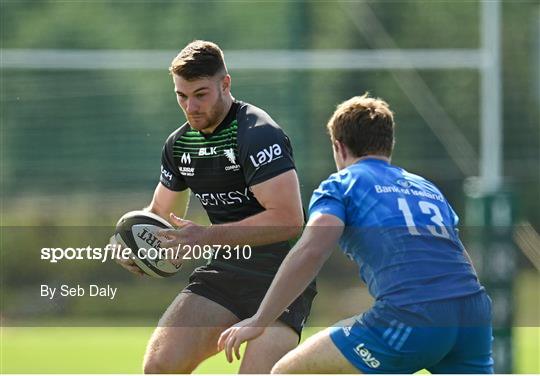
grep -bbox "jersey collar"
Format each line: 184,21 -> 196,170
352,156 -> 391,166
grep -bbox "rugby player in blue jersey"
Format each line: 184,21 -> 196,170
218,94 -> 493,374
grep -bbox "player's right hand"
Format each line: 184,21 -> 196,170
217,317 -> 266,362
108,235 -> 145,277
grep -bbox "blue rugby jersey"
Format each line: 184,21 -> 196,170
309,158 -> 483,306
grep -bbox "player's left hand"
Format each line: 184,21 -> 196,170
217,317 -> 266,363
156,213 -> 208,265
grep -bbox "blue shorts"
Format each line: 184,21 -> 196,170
329,292 -> 494,374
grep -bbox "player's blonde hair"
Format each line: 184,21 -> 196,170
169,40 -> 227,80
326,93 -> 395,157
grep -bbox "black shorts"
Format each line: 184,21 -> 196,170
183,264 -> 317,338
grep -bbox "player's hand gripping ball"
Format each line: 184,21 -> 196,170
112,210 -> 181,278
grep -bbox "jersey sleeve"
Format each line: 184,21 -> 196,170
308,174 -> 346,223
159,134 -> 188,191
238,121 -> 296,187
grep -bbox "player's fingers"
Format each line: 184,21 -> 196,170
156,229 -> 176,239
125,264 -> 145,276
120,256 -> 136,265
159,237 -> 182,249
115,256 -> 136,267
233,336 -> 242,360
224,341 -> 231,363
169,213 -> 192,228
169,258 -> 181,267
116,257 -> 143,275
126,258 -> 137,266
113,254 -> 130,265
217,329 -> 230,351
225,331 -> 236,363
224,335 -> 233,363
159,239 -> 174,249
126,263 -> 142,273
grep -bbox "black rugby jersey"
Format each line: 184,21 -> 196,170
159,100 -> 296,274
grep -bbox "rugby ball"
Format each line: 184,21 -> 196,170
113,210 -> 181,278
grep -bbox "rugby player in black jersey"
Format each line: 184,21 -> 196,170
115,40 -> 316,373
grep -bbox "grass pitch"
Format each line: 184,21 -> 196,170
1,326 -> 539,373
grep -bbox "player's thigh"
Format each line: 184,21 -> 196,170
238,321 -> 299,374
144,292 -> 239,372
271,327 -> 361,374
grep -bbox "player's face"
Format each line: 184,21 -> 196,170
173,74 -> 230,133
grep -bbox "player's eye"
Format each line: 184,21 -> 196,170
196,93 -> 206,99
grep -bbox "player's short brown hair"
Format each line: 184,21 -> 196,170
326,93 -> 395,158
169,40 -> 227,80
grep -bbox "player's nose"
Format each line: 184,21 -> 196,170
186,98 -> 199,114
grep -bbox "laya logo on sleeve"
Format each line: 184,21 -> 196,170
249,144 -> 283,168
160,165 -> 173,181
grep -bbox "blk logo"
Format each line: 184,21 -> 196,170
199,147 -> 217,156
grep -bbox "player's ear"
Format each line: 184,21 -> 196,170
332,140 -> 339,153
341,141 -> 353,163
334,140 -> 346,159
221,74 -> 231,93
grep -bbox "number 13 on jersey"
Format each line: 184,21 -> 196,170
397,198 -> 450,239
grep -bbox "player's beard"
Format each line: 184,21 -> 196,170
189,92 -> 227,133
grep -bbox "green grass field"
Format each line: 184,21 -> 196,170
1,326 -> 539,373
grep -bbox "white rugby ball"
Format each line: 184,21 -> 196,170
113,210 -> 181,278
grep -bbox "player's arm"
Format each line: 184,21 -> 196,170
147,182 -> 190,220
210,113 -> 303,244
160,169 -> 303,249
210,168 -> 304,245
217,213 -> 344,362
249,212 -> 343,324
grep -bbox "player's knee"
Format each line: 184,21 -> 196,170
143,353 -> 197,374
271,358 -> 296,374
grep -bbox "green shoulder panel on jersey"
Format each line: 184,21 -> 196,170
172,120 -> 238,159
